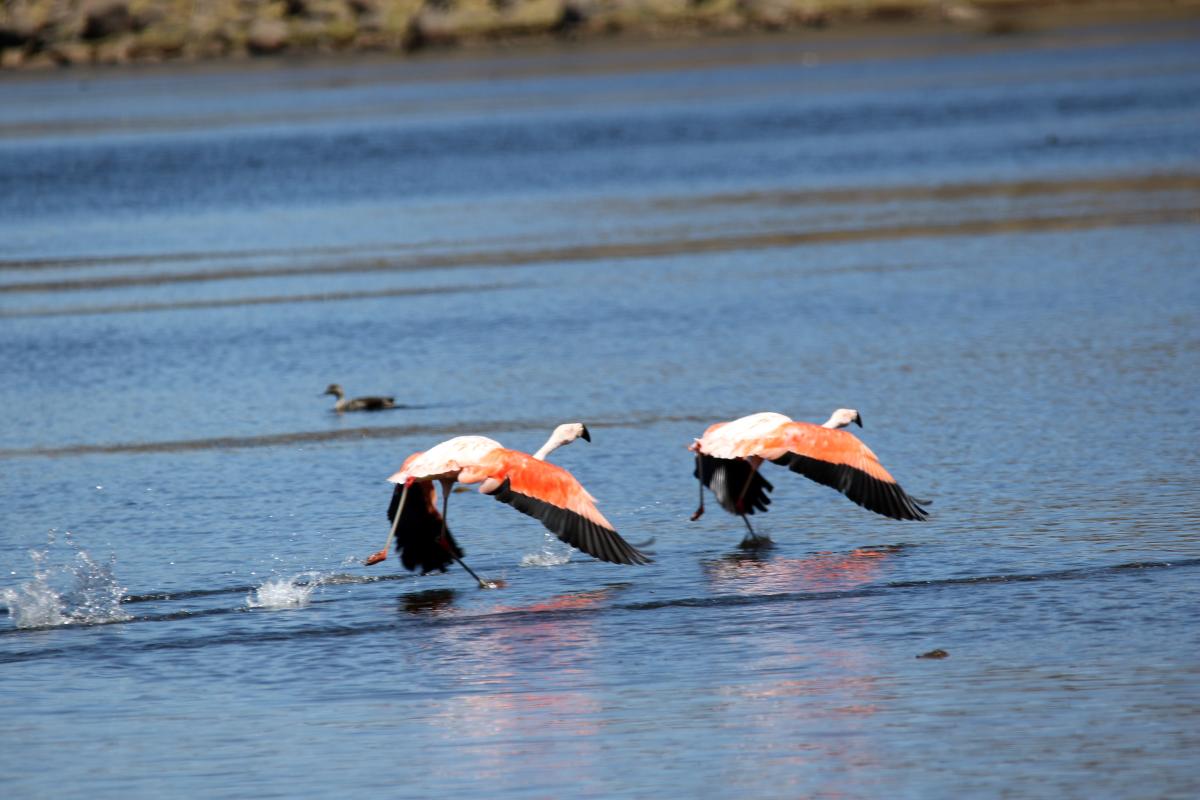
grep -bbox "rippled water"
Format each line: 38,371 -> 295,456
3,19 -> 1199,798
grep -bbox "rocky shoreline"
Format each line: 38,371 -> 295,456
1,0 -> 1196,70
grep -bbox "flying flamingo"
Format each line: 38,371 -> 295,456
368,423 -> 595,578
365,423 -> 650,586
371,423 -> 592,576
690,409 -> 928,547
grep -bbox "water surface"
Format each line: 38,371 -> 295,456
2,20 -> 1199,799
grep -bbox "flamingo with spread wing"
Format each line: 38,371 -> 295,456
365,424 -> 650,586
690,409 -> 929,547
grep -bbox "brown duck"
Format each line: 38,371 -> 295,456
323,383 -> 396,413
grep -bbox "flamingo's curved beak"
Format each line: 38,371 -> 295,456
580,425 -> 591,442
854,413 -> 863,427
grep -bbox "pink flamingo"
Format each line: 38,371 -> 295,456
365,424 -> 650,587
690,409 -> 929,547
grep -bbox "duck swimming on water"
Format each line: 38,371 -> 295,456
323,383 -> 396,413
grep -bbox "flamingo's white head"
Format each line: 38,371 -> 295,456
533,422 -> 591,460
555,422 -> 591,445
823,408 -> 863,429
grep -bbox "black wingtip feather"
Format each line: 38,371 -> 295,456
485,479 -> 651,565
772,453 -> 929,521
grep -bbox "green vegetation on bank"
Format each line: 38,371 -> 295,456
0,0 -> 1195,69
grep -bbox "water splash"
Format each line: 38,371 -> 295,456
246,571 -> 324,609
520,533 -> 573,568
2,543 -> 130,628
1,553 -> 66,628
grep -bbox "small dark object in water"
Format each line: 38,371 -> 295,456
917,648 -> 949,659
323,383 -> 396,412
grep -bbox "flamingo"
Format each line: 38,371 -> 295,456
365,423 -> 650,587
371,423 -> 591,576
690,409 -> 928,547
323,383 -> 397,412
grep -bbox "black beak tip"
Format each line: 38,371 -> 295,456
855,414 -> 863,427
581,425 -> 591,442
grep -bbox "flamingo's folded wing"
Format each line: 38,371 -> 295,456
482,453 -> 651,565
386,482 -> 464,574
694,453 -> 774,515
773,423 -> 929,521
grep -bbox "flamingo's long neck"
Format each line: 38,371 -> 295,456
533,434 -> 568,461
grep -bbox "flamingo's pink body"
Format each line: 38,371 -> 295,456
690,410 -> 928,544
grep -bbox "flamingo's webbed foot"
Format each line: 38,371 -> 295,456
364,549 -> 388,566
690,505 -> 705,522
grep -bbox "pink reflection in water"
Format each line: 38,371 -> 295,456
704,544 -> 902,595
415,586 -> 615,780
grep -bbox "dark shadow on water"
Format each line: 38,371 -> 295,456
399,588 -> 457,616
4,169 -> 1199,320
0,412 -> 713,459
5,207 -> 1197,308
2,282 -> 524,319
328,404 -> 430,413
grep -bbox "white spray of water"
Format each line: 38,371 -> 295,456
2,543 -> 131,629
520,532 -> 573,568
246,571 -> 325,609
1,560 -> 66,628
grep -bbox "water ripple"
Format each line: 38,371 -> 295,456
3,558 -> 1195,654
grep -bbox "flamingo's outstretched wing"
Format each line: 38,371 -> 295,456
694,453 -> 774,515
772,422 -> 929,521
481,451 -> 651,565
386,482 -> 464,574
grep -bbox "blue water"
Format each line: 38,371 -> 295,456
3,19 -> 1200,798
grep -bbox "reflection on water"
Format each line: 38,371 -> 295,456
399,588 -> 457,616
411,588 -> 613,783
711,650 -> 890,793
703,546 -> 899,595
